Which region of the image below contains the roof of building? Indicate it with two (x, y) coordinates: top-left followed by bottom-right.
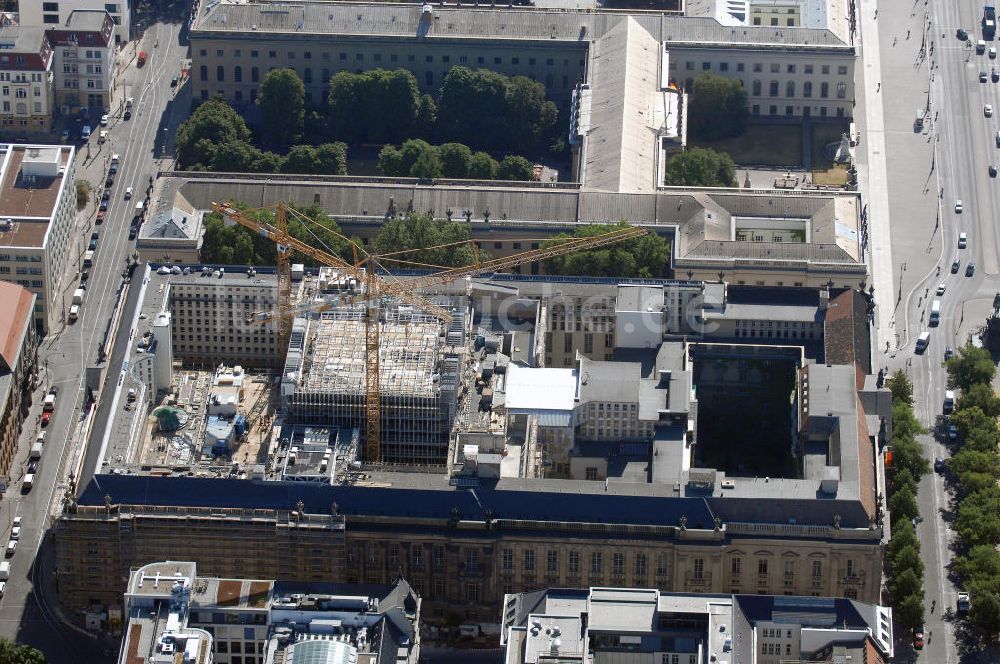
(582, 18), (662, 193)
(0, 25), (49, 56)
(193, 1), (853, 49)
(140, 178), (203, 244)
(0, 145), (73, 247)
(615, 284), (663, 313)
(168, 176), (864, 272)
(45, 9), (115, 47)
(0, 282), (33, 372)
(504, 365), (577, 412)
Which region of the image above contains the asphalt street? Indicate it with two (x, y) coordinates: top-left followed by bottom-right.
(0, 18), (189, 662)
(872, 0), (1000, 660)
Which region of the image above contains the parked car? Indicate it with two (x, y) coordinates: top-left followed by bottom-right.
(952, 257), (961, 273)
(4, 541), (14, 558)
(59, 129), (70, 143)
(967, 262), (976, 276)
(41, 412), (50, 427)
(934, 457), (945, 473)
(96, 210), (106, 224)
(105, 174), (114, 186)
(949, 424), (959, 440)
(88, 239), (97, 251)
(81, 125), (91, 140)
(10, 526), (19, 541)
(945, 346), (955, 360)
(913, 626), (925, 650)
(26, 460), (37, 474)
(101, 189), (110, 201)
(170, 76), (178, 87)
(99, 200), (108, 211)
(100, 113), (109, 126)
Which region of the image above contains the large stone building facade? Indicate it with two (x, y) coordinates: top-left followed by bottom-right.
(55, 475), (883, 625)
(189, 2), (855, 120)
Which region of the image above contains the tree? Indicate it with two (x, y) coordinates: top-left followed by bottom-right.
(954, 545), (1000, 583)
(687, 72), (749, 141)
(664, 148), (736, 187)
(259, 68), (305, 148)
(372, 213), (477, 268)
(377, 144), (406, 177)
(892, 545), (924, 581)
(468, 151), (499, 179)
(888, 486), (918, 524)
(954, 486), (1000, 548)
(437, 67), (510, 149)
(952, 407), (1000, 449)
(946, 345), (996, 391)
(210, 140), (258, 172)
(175, 96), (251, 169)
(416, 93), (437, 135)
(891, 567), (924, 605)
(950, 449), (1000, 480)
(315, 142), (349, 175)
(438, 143), (473, 178)
(958, 382), (1000, 417)
(0, 639), (45, 664)
(887, 520), (918, 565)
(891, 400), (925, 443)
(75, 180), (91, 210)
(410, 148), (444, 178)
(504, 75), (559, 153)
(498, 155), (534, 181)
(970, 592), (1000, 639)
(886, 370), (913, 406)
(328, 69), (422, 144)
(544, 222), (671, 278)
(894, 592), (925, 630)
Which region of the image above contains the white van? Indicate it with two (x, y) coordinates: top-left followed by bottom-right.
(0, 561), (10, 580)
(69, 304), (79, 322)
(915, 331), (931, 353)
(944, 390), (956, 413)
(930, 300), (941, 325)
(83, 250), (94, 267)
(21, 474), (32, 492)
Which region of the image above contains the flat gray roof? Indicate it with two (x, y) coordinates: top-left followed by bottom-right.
(193, 1), (852, 49)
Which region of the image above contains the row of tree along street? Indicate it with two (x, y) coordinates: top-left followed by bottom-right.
(884, 371), (931, 634)
(943, 346), (1000, 639)
(199, 204), (670, 279)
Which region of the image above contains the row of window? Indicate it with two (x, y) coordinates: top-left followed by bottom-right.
(200, 46), (581, 70)
(751, 104), (846, 118)
(747, 79), (847, 99)
(731, 557), (825, 577)
(62, 80), (102, 90)
(62, 64), (103, 74)
(502, 549), (670, 576)
(1, 87), (42, 98)
(683, 61), (849, 76)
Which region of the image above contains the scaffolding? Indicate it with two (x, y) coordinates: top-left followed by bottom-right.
(286, 305), (464, 464)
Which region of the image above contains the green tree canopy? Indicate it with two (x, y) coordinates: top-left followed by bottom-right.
(175, 96), (252, 169)
(955, 486), (1000, 548)
(664, 148), (736, 187)
(947, 345), (996, 391)
(200, 203), (355, 267)
(950, 449), (1000, 479)
(894, 593), (925, 630)
(887, 520), (918, 565)
(372, 212), (477, 269)
(687, 72), (749, 141)
(410, 148), (444, 179)
(952, 406), (1000, 448)
(543, 222), (671, 279)
(328, 69), (422, 144)
(891, 567), (924, 606)
(887, 486), (918, 525)
(469, 151), (499, 179)
(886, 370), (913, 406)
(958, 382), (1000, 417)
(436, 67), (558, 152)
(281, 143), (348, 175)
(259, 68), (305, 148)
(0, 639), (44, 664)
(892, 544), (924, 582)
(954, 545), (1000, 584)
(970, 592), (1000, 639)
(497, 155), (534, 181)
(438, 143), (473, 178)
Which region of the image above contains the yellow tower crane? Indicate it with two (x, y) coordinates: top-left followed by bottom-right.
(211, 201), (648, 463)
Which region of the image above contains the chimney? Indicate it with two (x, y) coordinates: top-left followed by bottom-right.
(819, 289), (830, 311)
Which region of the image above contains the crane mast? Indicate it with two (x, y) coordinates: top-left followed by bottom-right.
(212, 201), (648, 464)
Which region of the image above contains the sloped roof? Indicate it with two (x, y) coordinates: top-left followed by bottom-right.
(0, 281), (33, 372)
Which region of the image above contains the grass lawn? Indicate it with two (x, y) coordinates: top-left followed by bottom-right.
(810, 121), (852, 169)
(691, 123), (802, 167)
(812, 165), (850, 186)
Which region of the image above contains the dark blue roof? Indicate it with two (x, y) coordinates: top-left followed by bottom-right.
(79, 475), (715, 528)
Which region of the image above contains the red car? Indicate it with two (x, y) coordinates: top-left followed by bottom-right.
(913, 626), (924, 650)
(41, 412), (51, 427)
(96, 210), (106, 224)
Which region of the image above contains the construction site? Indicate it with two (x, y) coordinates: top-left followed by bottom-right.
(282, 301), (469, 464)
